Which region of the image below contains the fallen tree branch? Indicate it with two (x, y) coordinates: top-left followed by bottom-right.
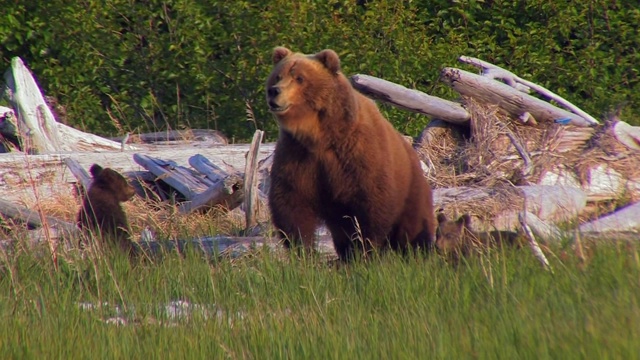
(350, 74), (470, 124)
(440, 67), (594, 127)
(518, 211), (552, 271)
(459, 56), (599, 126)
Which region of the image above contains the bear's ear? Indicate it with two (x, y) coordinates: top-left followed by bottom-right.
(272, 47), (292, 64)
(458, 214), (472, 228)
(89, 164), (104, 178)
(315, 49), (341, 74)
(437, 212), (448, 224)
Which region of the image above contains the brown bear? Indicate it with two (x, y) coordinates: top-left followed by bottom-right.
(435, 213), (524, 261)
(77, 164), (137, 256)
(266, 46), (436, 261)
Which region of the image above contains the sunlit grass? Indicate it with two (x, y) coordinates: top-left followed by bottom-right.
(0, 240), (639, 359)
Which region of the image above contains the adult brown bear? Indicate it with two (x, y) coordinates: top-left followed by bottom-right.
(266, 46), (435, 261)
(77, 164), (137, 256)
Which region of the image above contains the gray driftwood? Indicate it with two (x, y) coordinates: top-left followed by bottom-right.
(0, 198), (78, 234)
(133, 154), (211, 200)
(64, 158), (92, 190)
(440, 67), (593, 127)
(3, 57), (132, 153)
(243, 130), (264, 230)
(350, 74), (470, 124)
(579, 201), (640, 233)
(459, 56), (599, 126)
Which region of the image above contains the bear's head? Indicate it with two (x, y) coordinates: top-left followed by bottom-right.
(435, 212), (473, 253)
(89, 164), (136, 202)
(266, 47), (346, 137)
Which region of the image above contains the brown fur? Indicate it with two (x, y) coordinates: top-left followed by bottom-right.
(266, 47), (436, 261)
(435, 213), (524, 260)
(77, 164), (137, 256)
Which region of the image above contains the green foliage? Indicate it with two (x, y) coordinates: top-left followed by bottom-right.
(1, 1), (639, 141)
(0, 243), (639, 357)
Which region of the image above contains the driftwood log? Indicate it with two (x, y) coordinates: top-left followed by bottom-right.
(440, 67), (594, 127)
(3, 57), (133, 153)
(350, 74), (470, 124)
(459, 56), (600, 126)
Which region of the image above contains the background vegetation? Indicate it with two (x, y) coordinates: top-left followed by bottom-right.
(1, 1), (638, 141)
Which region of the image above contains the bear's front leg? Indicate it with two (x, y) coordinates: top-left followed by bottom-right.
(270, 201), (319, 256)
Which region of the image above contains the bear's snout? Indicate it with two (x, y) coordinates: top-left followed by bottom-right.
(267, 85), (288, 112)
(267, 85), (280, 98)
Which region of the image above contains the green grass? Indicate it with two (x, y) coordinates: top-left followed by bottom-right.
(0, 242), (639, 359)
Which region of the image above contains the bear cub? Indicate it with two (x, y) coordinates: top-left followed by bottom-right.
(266, 46), (436, 261)
(435, 212), (525, 261)
(77, 164), (137, 256)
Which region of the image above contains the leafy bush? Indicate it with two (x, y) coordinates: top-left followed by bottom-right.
(1, 0), (638, 141)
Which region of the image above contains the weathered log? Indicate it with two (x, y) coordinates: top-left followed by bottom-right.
(3, 57), (63, 153)
(579, 201), (640, 233)
(0, 198), (78, 234)
(435, 185), (586, 230)
(110, 129), (228, 146)
(518, 212), (552, 271)
(243, 130), (264, 229)
(3, 57), (131, 153)
(440, 67), (593, 127)
(176, 175), (244, 214)
(350, 74), (470, 124)
(459, 56), (599, 126)
(612, 120), (640, 151)
(133, 154), (210, 200)
(64, 158), (92, 191)
(0, 144), (275, 205)
(539, 165), (640, 202)
(189, 153), (240, 183)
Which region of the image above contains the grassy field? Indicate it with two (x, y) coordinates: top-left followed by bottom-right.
(0, 240), (639, 359)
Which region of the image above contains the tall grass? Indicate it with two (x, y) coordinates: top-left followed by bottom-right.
(0, 241), (639, 359)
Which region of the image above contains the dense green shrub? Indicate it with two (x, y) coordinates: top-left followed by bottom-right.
(1, 0), (638, 141)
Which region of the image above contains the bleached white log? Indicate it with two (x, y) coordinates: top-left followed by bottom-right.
(189, 154), (240, 183)
(440, 67), (593, 127)
(56, 123), (139, 152)
(350, 74), (470, 124)
(518, 212), (552, 271)
(3, 57), (63, 153)
(579, 201), (640, 233)
(459, 56), (599, 126)
(0, 106), (13, 117)
(133, 154), (210, 200)
(0, 198), (78, 234)
(612, 120), (640, 151)
(63, 158), (92, 190)
(243, 130), (264, 229)
(110, 129), (228, 145)
(519, 211), (565, 242)
(3, 57), (135, 153)
(177, 174), (244, 214)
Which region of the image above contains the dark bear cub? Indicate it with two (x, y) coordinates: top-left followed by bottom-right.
(435, 213), (524, 261)
(77, 164), (137, 256)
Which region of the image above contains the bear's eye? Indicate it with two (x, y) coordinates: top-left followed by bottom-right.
(296, 76), (304, 84)
(275, 75), (282, 82)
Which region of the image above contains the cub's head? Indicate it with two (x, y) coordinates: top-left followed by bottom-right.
(89, 164), (136, 202)
(266, 47), (343, 135)
(435, 213), (472, 253)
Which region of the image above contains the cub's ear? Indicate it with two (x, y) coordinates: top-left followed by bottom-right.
(458, 214), (472, 227)
(315, 49), (341, 74)
(437, 212), (448, 224)
(89, 164), (104, 178)
(272, 47), (292, 64)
